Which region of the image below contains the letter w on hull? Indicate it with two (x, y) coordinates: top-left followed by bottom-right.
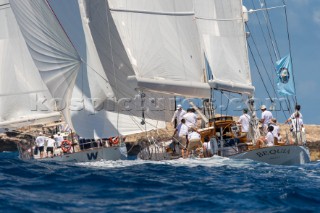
(87, 152), (98, 160)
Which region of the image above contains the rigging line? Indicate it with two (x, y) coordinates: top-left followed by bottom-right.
(105, 0), (120, 136)
(246, 23), (291, 117)
(248, 41), (289, 119)
(247, 43), (272, 100)
(251, 0), (277, 102)
(80, 59), (110, 84)
(282, 0), (298, 105)
(250, 0), (276, 66)
(225, 92), (230, 116)
(258, 0), (280, 60)
(220, 91), (223, 116)
(246, 19), (290, 119)
(262, 0), (281, 58)
(246, 24), (276, 92)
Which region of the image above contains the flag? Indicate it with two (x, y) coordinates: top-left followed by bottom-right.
(276, 54), (295, 96)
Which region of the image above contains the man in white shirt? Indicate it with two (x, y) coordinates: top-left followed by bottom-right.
(183, 108), (197, 129)
(259, 105), (273, 134)
(256, 126), (274, 148)
(55, 133), (64, 147)
(172, 119), (189, 158)
(237, 108), (250, 133)
(46, 135), (56, 157)
(291, 112), (304, 145)
(35, 132), (46, 158)
(285, 104), (303, 124)
(269, 118), (281, 142)
(187, 128), (202, 157)
(171, 104), (186, 127)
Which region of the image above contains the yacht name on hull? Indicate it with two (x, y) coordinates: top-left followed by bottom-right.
(256, 148), (291, 158)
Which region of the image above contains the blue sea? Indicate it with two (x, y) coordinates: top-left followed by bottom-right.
(0, 152), (319, 213)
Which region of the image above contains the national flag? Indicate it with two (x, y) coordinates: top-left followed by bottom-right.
(276, 54), (295, 96)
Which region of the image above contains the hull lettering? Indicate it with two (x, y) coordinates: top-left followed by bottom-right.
(87, 152), (98, 160)
(256, 148), (290, 158)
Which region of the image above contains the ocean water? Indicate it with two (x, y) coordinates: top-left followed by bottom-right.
(0, 152), (319, 213)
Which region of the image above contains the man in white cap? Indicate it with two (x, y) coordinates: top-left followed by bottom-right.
(259, 105), (273, 134)
(171, 104), (186, 127)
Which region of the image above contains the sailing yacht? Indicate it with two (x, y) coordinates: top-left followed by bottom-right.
(9, 0), (176, 162)
(106, 0), (309, 165)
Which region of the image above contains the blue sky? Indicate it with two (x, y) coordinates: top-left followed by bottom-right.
(242, 0), (320, 124)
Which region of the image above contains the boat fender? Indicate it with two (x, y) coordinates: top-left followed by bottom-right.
(60, 140), (72, 153)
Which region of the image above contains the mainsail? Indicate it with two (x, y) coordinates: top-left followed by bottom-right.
(195, 0), (254, 95)
(0, 1), (60, 129)
(11, 0), (172, 138)
(108, 0), (211, 98)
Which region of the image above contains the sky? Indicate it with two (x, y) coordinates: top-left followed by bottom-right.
(242, 0), (320, 124)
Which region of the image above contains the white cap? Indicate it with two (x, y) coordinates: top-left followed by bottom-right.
(260, 105), (266, 110)
(177, 104), (182, 109)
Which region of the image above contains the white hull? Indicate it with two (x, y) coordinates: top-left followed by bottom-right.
(37, 145), (127, 162)
(138, 141), (174, 161)
(230, 145), (310, 165)
(138, 142), (310, 165)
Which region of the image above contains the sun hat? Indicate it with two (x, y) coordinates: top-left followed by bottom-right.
(260, 105), (267, 110)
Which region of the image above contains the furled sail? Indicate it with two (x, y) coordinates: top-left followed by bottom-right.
(11, 0), (172, 138)
(195, 0), (254, 95)
(0, 1), (60, 129)
(107, 0), (211, 98)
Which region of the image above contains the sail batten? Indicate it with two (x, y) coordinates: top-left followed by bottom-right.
(128, 76), (211, 98)
(109, 8), (194, 16)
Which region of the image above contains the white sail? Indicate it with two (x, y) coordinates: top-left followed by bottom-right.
(195, 0), (254, 95)
(71, 0), (173, 138)
(11, 0), (172, 138)
(107, 0), (211, 98)
(10, 0), (80, 131)
(0, 1), (60, 129)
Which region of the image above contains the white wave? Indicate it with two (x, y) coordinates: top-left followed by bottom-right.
(76, 155), (256, 169)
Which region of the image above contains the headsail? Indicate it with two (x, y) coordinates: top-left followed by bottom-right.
(11, 0), (172, 138)
(195, 0), (254, 95)
(10, 0), (80, 131)
(108, 0), (211, 98)
(0, 1), (60, 129)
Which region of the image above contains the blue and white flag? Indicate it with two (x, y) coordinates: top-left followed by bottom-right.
(276, 54), (295, 96)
